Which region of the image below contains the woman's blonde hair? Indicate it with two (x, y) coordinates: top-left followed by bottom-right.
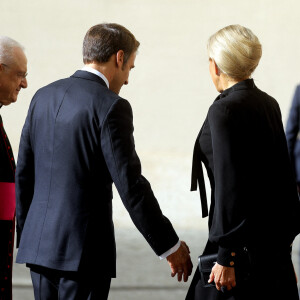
(207, 25), (262, 80)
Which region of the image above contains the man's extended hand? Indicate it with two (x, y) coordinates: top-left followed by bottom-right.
(166, 241), (193, 282)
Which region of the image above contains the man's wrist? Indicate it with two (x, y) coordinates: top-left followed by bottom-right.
(159, 240), (181, 260)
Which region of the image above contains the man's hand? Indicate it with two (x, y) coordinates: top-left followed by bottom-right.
(208, 263), (236, 291)
(166, 241), (193, 282)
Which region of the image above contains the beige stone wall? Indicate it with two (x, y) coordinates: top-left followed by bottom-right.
(1, 0), (300, 158)
(2, 1), (300, 295)
(3, 0), (300, 230)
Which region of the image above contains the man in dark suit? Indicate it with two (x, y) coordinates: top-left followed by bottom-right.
(0, 36), (28, 300)
(15, 23), (192, 300)
(286, 85), (300, 190)
(286, 84), (300, 294)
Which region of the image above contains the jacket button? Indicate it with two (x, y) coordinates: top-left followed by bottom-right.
(230, 261), (234, 266)
(231, 252), (236, 257)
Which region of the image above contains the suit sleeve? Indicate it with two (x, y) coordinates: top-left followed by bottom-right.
(208, 103), (248, 267)
(101, 98), (179, 256)
(15, 106), (35, 247)
(285, 85), (300, 179)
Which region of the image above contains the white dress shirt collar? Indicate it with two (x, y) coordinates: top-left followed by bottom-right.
(81, 66), (109, 88)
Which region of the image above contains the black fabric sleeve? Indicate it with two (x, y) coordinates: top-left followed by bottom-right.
(15, 106), (35, 248)
(208, 102), (248, 267)
(101, 98), (179, 256)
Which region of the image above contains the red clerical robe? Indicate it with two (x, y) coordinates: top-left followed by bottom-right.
(0, 114), (15, 300)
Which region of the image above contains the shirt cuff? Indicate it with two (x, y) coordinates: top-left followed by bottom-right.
(159, 240), (181, 260)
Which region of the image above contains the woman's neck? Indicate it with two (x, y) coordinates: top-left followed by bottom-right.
(218, 73), (248, 92)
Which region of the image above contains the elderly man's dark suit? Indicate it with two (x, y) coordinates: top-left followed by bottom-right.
(15, 70), (179, 297)
(0, 114), (15, 300)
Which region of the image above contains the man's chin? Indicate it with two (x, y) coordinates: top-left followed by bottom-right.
(0, 99), (16, 106)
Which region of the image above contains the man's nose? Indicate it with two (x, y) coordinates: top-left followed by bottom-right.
(21, 78), (28, 88)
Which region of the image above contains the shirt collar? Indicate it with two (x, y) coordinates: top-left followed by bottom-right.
(81, 66), (109, 88)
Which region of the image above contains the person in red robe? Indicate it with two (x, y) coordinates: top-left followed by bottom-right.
(0, 36), (27, 300)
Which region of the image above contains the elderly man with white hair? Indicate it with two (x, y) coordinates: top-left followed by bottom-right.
(0, 36), (27, 300)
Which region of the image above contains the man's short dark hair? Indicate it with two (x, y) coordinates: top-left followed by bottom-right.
(83, 23), (140, 65)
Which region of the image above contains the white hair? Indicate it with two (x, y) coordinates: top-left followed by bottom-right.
(207, 25), (262, 80)
(0, 36), (25, 65)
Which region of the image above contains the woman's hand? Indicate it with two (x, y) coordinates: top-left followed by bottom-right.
(208, 262), (236, 291)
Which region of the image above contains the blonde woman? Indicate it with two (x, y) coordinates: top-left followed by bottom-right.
(186, 25), (300, 300)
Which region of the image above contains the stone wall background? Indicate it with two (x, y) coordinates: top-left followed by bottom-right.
(1, 0), (299, 298)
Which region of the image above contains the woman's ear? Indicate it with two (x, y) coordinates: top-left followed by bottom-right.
(213, 60), (221, 76)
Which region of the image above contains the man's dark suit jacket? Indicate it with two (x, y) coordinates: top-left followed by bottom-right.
(286, 84), (300, 184)
(15, 70), (179, 277)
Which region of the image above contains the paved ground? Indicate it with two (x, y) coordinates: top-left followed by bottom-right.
(12, 228), (208, 300)
(11, 155), (300, 299)
(11, 228), (300, 300)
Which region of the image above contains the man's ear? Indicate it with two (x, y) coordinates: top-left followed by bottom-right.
(116, 50), (124, 68)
